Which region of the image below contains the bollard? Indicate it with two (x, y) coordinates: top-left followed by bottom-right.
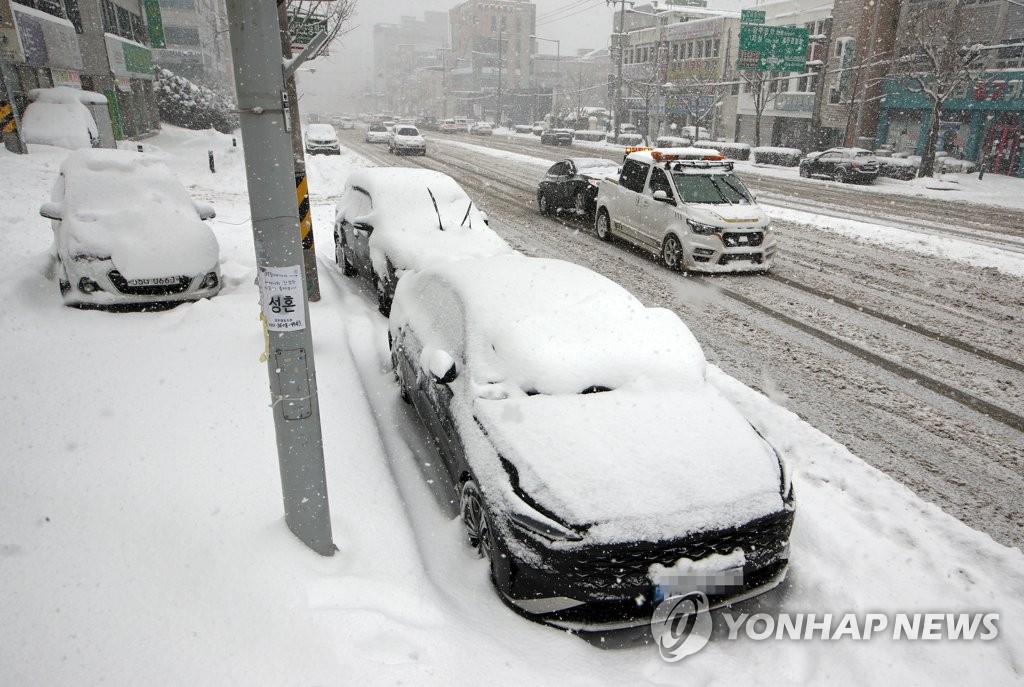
(208, 149), (215, 173)
(137, 144), (143, 153)
(232, 137), (237, 147)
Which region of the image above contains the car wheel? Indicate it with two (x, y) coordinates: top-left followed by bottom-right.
(662, 234), (683, 270)
(799, 165), (810, 178)
(574, 190), (589, 217)
(375, 273), (392, 317)
(390, 341), (412, 404)
(538, 192), (550, 216)
(595, 209), (612, 241)
(335, 234), (357, 276)
(833, 168), (847, 183)
(461, 480), (495, 565)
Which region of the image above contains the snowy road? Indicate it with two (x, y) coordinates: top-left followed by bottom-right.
(337, 129), (1024, 550)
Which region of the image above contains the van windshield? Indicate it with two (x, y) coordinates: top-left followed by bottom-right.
(672, 173), (753, 204)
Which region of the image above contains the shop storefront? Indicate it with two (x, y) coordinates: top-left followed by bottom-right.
(104, 35), (157, 139)
(878, 73), (1024, 177)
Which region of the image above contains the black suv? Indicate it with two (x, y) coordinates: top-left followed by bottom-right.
(799, 147), (880, 183)
(540, 128), (574, 146)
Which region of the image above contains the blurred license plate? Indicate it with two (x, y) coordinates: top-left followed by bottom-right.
(128, 277), (177, 286)
(653, 566), (744, 603)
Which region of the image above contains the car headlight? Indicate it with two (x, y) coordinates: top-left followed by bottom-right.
(686, 219), (718, 235)
(500, 457), (583, 542)
(763, 224), (773, 233)
(200, 272), (219, 290)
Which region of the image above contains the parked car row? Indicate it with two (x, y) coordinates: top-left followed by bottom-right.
(332, 165), (795, 632)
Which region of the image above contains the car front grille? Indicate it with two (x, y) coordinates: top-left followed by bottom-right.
(722, 232), (764, 248)
(719, 252), (763, 265)
(556, 510), (793, 590)
(108, 270), (192, 295)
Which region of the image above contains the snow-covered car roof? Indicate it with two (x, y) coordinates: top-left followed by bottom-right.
(392, 254), (706, 395)
(305, 123), (337, 139)
(337, 168), (511, 275)
(56, 149), (219, 279)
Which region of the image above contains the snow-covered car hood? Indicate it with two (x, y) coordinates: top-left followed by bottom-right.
(394, 134), (425, 145)
(57, 150), (219, 279)
(474, 387), (784, 544)
(685, 203), (767, 227)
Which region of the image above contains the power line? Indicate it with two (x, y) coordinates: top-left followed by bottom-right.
(536, 0), (605, 27)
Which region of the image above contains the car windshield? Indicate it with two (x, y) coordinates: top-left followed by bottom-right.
(854, 151), (874, 158)
(397, 127), (418, 136)
(672, 173), (753, 204)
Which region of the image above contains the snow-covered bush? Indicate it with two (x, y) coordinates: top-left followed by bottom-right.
(753, 146), (802, 166)
(714, 141), (752, 161)
(656, 135), (691, 148)
(609, 132), (643, 145)
(513, 124), (533, 134)
(574, 130), (606, 142)
(154, 68), (237, 133)
(878, 157), (918, 180)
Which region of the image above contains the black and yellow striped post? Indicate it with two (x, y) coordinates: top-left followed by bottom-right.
(295, 171), (320, 301)
(0, 101), (15, 134)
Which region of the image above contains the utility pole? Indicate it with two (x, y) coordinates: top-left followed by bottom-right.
(277, 3), (320, 302)
(608, 0), (630, 143)
(225, 0), (334, 557)
(496, 22), (503, 125)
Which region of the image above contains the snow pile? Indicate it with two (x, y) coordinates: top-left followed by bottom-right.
(336, 167), (512, 277)
(21, 87), (101, 150)
(58, 149), (219, 278)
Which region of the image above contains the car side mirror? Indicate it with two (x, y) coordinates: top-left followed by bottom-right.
(652, 190), (674, 203)
(39, 202), (63, 220)
(194, 202), (216, 220)
(427, 350), (458, 385)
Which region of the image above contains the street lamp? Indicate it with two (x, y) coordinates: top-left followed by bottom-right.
(530, 35), (560, 119)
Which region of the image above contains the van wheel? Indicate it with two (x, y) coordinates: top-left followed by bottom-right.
(662, 234), (683, 270)
(538, 192), (550, 216)
(833, 168), (846, 183)
(595, 209), (612, 241)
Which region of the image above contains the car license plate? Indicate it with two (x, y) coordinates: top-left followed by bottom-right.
(128, 276), (177, 286)
(738, 235), (749, 244)
(653, 566), (744, 603)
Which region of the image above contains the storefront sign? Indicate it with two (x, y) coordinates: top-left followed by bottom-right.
(106, 35), (153, 79)
(144, 0), (165, 49)
(51, 68), (80, 89)
(0, 0), (25, 62)
(11, 4), (82, 69)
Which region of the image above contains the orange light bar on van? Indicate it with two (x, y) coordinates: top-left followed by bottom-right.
(651, 150), (725, 161)
(624, 146), (654, 155)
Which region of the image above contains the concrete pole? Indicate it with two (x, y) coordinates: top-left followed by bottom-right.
(612, 0), (627, 144)
(225, 0), (334, 557)
(0, 59), (27, 154)
(497, 23), (503, 125)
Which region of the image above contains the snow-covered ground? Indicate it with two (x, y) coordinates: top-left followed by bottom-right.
(1, 127), (1022, 685)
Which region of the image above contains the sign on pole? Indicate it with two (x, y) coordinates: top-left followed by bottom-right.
(740, 9), (765, 25)
(289, 14), (328, 54)
(737, 24), (809, 71)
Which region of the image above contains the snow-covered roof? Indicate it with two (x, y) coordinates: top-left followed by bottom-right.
(56, 149), (219, 279)
(29, 86), (108, 105)
(392, 254), (707, 396)
(336, 168), (511, 276)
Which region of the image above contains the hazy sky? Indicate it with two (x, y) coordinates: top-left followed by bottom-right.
(297, 0), (746, 113)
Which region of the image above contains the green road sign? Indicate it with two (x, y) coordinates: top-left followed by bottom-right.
(289, 15), (327, 46)
(737, 24), (809, 71)
(741, 9), (765, 24)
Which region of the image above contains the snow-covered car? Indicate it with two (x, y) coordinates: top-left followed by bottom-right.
(536, 157), (620, 219)
(595, 147), (777, 272)
(439, 119), (461, 134)
(365, 123), (390, 144)
(21, 86), (106, 149)
(540, 128), (574, 146)
(337, 116), (355, 130)
(389, 125), (427, 156)
(304, 123), (340, 155)
(799, 147), (880, 183)
(388, 254), (795, 631)
(469, 121), (493, 136)
(333, 168), (510, 315)
(40, 149), (221, 308)
(531, 121), (547, 136)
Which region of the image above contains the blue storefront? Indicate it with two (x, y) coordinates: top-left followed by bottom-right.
(877, 71), (1024, 177)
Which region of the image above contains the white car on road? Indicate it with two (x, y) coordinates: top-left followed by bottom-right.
(389, 125), (427, 156)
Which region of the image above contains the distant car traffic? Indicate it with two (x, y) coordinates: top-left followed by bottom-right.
(389, 125), (427, 156)
(365, 123), (390, 144)
(799, 147), (880, 183)
(333, 168), (511, 315)
(536, 157), (620, 219)
(388, 254), (795, 631)
(304, 123), (340, 155)
(439, 119), (461, 134)
(41, 149), (221, 308)
(469, 121), (494, 136)
(594, 147), (776, 272)
(540, 128), (574, 146)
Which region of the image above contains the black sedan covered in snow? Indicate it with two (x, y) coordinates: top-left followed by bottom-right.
(388, 254), (795, 631)
(799, 147), (880, 183)
(540, 128), (574, 146)
(536, 157), (619, 219)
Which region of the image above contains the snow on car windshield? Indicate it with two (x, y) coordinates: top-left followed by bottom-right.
(59, 149), (219, 279)
(673, 173), (753, 204)
(396, 127), (419, 136)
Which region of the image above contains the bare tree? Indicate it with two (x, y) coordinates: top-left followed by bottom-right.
(281, 0), (358, 57)
(673, 69), (721, 141)
(623, 56), (665, 144)
(561, 63), (590, 129)
(890, 0), (988, 177)
(738, 69), (785, 147)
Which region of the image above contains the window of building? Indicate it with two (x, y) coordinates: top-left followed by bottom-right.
(685, 42), (693, 58)
(491, 15), (496, 32)
(165, 25), (201, 46)
(711, 39), (719, 58)
(829, 88), (840, 104)
(159, 0), (196, 7)
(15, 0), (64, 19)
(62, 0), (82, 33)
(101, 0), (117, 34)
(130, 11), (146, 43)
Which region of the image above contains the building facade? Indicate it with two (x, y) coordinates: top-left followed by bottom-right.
(372, 12), (448, 115)
(154, 0), (232, 92)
